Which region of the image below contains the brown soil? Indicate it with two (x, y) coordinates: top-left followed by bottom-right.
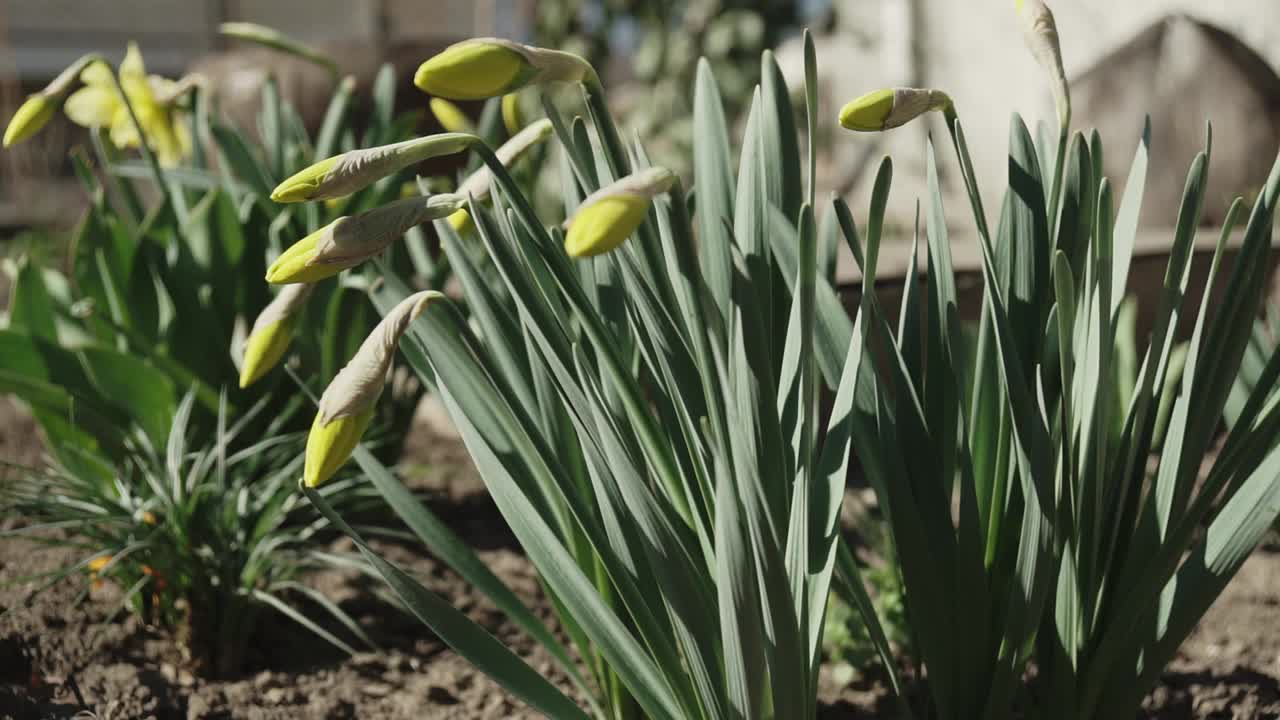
(2, 399), (1278, 719)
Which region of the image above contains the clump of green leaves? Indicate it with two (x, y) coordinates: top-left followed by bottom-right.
(1, 34), (430, 677)
(2, 393), (380, 678)
(1, 40), (432, 470)
(832, 1), (1280, 716)
(287, 30), (892, 719)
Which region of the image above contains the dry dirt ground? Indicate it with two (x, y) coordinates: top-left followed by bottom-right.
(1, 398), (1278, 719)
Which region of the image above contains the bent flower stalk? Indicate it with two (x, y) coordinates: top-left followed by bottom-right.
(448, 118), (554, 231)
(304, 290), (442, 488)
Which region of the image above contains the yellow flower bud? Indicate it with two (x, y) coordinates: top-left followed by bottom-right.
(838, 89), (895, 132)
(271, 133), (476, 203)
(4, 94), (57, 147)
(304, 408), (376, 489)
(446, 209), (472, 233)
(839, 88), (952, 132)
(429, 98), (475, 134)
(267, 195), (465, 284)
(304, 291), (442, 487)
(564, 167), (674, 258)
(414, 38), (592, 101)
(4, 53), (100, 148)
(501, 92), (523, 136)
(238, 283), (313, 388)
(265, 226), (328, 284)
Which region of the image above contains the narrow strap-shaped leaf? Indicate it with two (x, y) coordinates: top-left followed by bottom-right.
(434, 377), (686, 720)
(1109, 116), (1151, 315)
(302, 487), (592, 720)
(252, 587), (364, 655)
(802, 30), (817, 209)
(715, 455), (767, 720)
(350, 444), (585, 688)
(693, 59), (737, 326)
(759, 49), (801, 219)
(314, 76), (355, 160)
(767, 206), (853, 389)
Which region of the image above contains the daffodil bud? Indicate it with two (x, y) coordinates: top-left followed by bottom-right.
(3, 53), (99, 147)
(3, 95), (56, 148)
(414, 38), (593, 101)
(839, 88), (952, 132)
(238, 283), (313, 388)
(446, 209), (471, 233)
(564, 167), (674, 258)
(271, 133), (476, 203)
(267, 194), (465, 284)
(1017, 0), (1070, 127)
(304, 290), (442, 487)
(501, 92), (523, 136)
(429, 98), (475, 134)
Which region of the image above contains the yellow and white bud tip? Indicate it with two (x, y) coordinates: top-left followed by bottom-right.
(564, 167), (674, 258)
(839, 88), (952, 133)
(4, 95), (57, 148)
(304, 290), (442, 487)
(238, 283), (313, 388)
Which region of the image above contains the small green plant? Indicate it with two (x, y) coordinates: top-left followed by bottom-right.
(2, 393), (380, 678)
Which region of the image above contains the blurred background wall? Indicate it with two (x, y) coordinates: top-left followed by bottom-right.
(2, 0), (1277, 232)
(794, 0), (1280, 228)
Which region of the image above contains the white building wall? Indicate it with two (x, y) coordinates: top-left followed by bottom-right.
(923, 0), (1280, 207)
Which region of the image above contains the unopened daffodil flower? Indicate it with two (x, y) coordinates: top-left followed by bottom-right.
(3, 54), (100, 147)
(563, 167), (674, 258)
(304, 290), (442, 487)
(414, 38), (594, 101)
(64, 43), (193, 166)
(238, 283), (313, 388)
(267, 194), (466, 284)
(839, 88), (953, 133)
